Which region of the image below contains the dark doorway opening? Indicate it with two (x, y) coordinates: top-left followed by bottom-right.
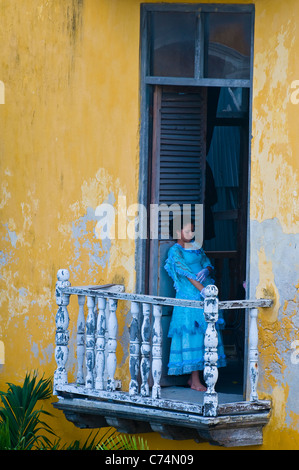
(204, 86), (249, 395)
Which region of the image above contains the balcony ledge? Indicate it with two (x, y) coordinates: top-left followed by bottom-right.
(53, 385), (271, 447)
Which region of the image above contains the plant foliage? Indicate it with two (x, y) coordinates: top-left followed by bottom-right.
(0, 372), (55, 450)
(0, 372), (149, 450)
(97, 427), (149, 450)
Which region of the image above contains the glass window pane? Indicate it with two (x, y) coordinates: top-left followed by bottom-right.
(216, 87), (249, 117)
(206, 13), (251, 79)
(150, 12), (197, 78)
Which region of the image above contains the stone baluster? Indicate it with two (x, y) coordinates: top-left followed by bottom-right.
(54, 269), (71, 394)
(203, 285), (219, 417)
(151, 304), (162, 399)
(249, 308), (259, 401)
(129, 301), (140, 396)
(95, 297), (106, 390)
(106, 299), (118, 391)
(76, 295), (86, 385)
(140, 303), (151, 397)
(85, 296), (96, 388)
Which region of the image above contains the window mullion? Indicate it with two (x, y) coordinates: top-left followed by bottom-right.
(194, 12), (204, 79)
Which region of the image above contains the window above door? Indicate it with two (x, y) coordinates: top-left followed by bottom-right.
(141, 3), (254, 87)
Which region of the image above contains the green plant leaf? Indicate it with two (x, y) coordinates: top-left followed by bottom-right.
(0, 372), (149, 451)
(0, 371), (55, 450)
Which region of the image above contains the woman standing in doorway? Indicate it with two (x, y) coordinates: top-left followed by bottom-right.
(164, 218), (226, 391)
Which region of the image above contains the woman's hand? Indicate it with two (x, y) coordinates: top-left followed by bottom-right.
(196, 267), (210, 283)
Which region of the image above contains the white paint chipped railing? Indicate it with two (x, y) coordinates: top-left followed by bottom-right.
(54, 269), (272, 417)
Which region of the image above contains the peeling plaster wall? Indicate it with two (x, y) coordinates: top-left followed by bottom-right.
(0, 0), (298, 450)
(249, 0), (299, 448)
(249, 219), (298, 444)
(0, 0), (139, 444)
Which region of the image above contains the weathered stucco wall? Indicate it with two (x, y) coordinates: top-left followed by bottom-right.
(0, 0), (298, 449)
(250, 0), (299, 448)
(0, 0), (141, 444)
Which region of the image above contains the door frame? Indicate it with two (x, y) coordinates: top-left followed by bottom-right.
(136, 3), (255, 397)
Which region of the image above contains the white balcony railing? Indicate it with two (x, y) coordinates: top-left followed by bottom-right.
(54, 269), (272, 419)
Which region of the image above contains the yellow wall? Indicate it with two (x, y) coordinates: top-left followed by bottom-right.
(250, 0), (299, 449)
(0, 0), (298, 449)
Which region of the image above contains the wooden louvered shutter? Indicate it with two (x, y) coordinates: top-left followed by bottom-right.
(149, 85), (207, 295)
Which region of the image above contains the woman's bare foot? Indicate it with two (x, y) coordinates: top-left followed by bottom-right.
(187, 371), (207, 392)
(188, 381), (207, 391)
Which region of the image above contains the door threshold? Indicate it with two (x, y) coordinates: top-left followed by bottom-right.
(161, 386), (243, 406)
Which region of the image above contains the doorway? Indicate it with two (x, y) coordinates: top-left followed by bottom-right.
(146, 85), (249, 392)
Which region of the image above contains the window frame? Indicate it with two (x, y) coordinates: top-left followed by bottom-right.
(141, 3), (255, 88)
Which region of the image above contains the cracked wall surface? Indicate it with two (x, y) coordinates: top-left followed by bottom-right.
(250, 0), (299, 447)
(249, 219), (298, 443)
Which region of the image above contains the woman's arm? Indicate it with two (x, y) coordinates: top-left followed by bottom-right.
(188, 278), (204, 292)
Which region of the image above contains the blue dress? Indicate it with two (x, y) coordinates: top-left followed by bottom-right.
(164, 242), (226, 375)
